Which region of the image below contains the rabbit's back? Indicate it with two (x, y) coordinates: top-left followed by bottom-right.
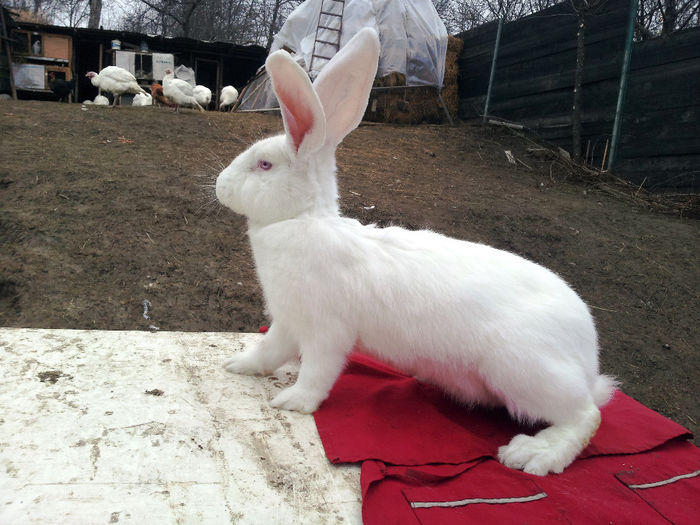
(251, 216), (599, 404)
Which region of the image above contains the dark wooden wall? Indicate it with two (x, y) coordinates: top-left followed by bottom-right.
(616, 29), (700, 189)
(457, 0), (700, 191)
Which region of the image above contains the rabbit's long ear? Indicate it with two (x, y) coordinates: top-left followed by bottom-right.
(313, 27), (380, 148)
(266, 50), (326, 157)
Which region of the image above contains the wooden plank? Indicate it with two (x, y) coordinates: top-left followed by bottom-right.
(619, 114), (699, 157)
(615, 155), (700, 172)
(43, 34), (72, 60)
(458, 1), (627, 64)
(459, 23), (625, 75)
(489, 77), (620, 120)
(459, 22), (627, 101)
(631, 29), (700, 70)
(497, 22), (626, 68)
(626, 62), (700, 110)
(613, 157), (700, 189)
(490, 62), (622, 102)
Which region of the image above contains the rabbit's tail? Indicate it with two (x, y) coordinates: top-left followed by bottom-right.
(593, 374), (618, 407)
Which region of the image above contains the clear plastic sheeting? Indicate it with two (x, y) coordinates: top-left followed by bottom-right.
(271, 0), (448, 89)
(174, 64), (196, 86)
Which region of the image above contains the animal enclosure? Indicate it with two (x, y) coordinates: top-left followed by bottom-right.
(5, 19), (266, 107)
(457, 0), (700, 190)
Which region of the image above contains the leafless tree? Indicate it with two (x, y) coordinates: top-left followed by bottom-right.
(568, 0), (609, 162)
(434, 0), (488, 32)
(123, 0), (299, 45)
(88, 0), (102, 28)
(482, 0), (531, 20)
(636, 0), (699, 39)
(437, 0), (698, 38)
(6, 0), (101, 27)
(135, 0), (207, 38)
(55, 0), (90, 26)
(8, 0), (698, 45)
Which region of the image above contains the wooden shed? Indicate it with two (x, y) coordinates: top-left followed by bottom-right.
(10, 25), (73, 97)
(8, 22), (267, 107)
(0, 5), (17, 97)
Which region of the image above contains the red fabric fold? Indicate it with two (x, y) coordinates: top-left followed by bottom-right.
(314, 353), (692, 465)
(313, 352), (699, 525)
(398, 443), (700, 525)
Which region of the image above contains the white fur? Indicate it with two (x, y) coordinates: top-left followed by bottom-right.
(132, 92), (152, 106)
(86, 66), (147, 107)
(162, 70), (204, 112)
(93, 95), (110, 106)
(193, 85), (212, 107)
(216, 28), (616, 476)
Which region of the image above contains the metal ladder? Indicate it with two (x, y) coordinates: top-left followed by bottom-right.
(308, 0), (346, 78)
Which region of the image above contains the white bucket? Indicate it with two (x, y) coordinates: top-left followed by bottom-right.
(111, 40), (121, 50)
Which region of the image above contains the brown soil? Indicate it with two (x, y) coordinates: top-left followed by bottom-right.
(1, 100), (697, 443)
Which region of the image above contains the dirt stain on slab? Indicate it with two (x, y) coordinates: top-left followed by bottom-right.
(37, 370), (72, 384)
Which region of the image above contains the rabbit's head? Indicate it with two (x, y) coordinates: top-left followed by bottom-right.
(216, 28), (380, 227)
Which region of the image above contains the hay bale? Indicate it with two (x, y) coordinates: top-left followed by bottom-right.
(442, 35), (464, 118)
(363, 35), (463, 124)
(373, 72), (406, 88)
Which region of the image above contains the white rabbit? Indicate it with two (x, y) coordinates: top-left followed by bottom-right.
(215, 27), (616, 476)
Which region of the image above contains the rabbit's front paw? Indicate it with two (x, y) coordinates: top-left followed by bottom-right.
(222, 353), (268, 376)
(270, 384), (325, 413)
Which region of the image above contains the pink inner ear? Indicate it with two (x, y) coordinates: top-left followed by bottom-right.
(277, 87), (315, 153)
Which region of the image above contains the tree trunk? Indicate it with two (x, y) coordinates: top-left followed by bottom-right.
(181, 0), (204, 38)
(662, 0), (677, 36)
(572, 11), (585, 162)
(266, 0), (282, 51)
(88, 0), (103, 29)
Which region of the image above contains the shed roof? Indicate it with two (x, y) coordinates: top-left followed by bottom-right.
(14, 21), (266, 60)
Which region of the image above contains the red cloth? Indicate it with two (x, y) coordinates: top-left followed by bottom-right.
(314, 353), (699, 525)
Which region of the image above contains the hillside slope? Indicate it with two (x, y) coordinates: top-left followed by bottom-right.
(1, 100), (697, 442)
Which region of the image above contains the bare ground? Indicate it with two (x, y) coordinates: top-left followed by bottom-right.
(1, 100), (697, 443)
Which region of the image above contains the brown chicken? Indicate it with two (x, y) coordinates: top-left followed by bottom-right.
(151, 83), (174, 107)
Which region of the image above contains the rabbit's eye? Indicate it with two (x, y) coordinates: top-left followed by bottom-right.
(257, 160), (272, 170)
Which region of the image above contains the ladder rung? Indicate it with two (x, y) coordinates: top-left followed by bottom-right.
(320, 11), (343, 17)
(312, 54), (334, 60)
(315, 39), (340, 46)
(317, 25), (340, 31)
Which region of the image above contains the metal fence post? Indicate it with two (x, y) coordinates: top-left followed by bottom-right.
(483, 18), (503, 123)
(608, 0), (639, 171)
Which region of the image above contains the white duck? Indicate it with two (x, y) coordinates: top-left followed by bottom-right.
(193, 85), (212, 109)
(162, 69), (204, 112)
(219, 85), (239, 111)
(85, 66), (146, 107)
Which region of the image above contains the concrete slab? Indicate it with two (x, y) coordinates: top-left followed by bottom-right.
(0, 328), (361, 524)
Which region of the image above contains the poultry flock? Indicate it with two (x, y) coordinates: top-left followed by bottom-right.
(80, 66), (237, 111)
